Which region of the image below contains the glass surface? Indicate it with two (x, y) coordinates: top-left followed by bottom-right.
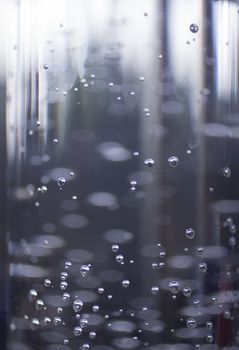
(2, 0), (239, 349)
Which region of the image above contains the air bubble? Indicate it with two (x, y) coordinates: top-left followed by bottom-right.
(122, 279), (130, 288)
(223, 167), (231, 178)
(186, 318), (197, 329)
(151, 286), (159, 295)
(58, 177), (66, 187)
(168, 156), (179, 168)
(74, 326), (82, 336)
(185, 227), (195, 239)
(169, 281), (180, 294)
(80, 264), (90, 277)
(80, 318), (88, 328)
(183, 286), (192, 298)
(112, 244), (119, 252)
(144, 158), (155, 167)
(73, 299), (83, 313)
(190, 24), (199, 33)
(198, 262), (207, 273)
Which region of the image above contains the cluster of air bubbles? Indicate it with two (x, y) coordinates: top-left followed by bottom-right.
(189, 23), (199, 33)
(169, 281), (180, 294)
(185, 227), (195, 239)
(168, 156), (179, 168)
(144, 158), (155, 167)
(198, 262), (207, 273)
(223, 166), (231, 178)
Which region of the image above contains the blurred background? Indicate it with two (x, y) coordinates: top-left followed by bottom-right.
(2, 0), (239, 349)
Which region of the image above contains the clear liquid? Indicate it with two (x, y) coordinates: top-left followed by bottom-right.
(4, 0), (239, 349)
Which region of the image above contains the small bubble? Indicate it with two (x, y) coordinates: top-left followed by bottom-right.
(116, 254), (124, 263)
(185, 227), (195, 239)
(61, 271), (68, 280)
(112, 244), (119, 252)
(62, 293), (70, 301)
(53, 138), (58, 144)
(206, 334), (214, 343)
(35, 299), (44, 310)
(36, 120), (41, 127)
(186, 318), (197, 329)
(38, 185), (47, 194)
(223, 167), (231, 178)
(65, 261), (72, 269)
(169, 281), (180, 294)
(229, 236), (236, 246)
(144, 158), (155, 167)
(168, 156), (179, 168)
(151, 286), (159, 295)
(44, 64), (49, 70)
(122, 279), (130, 288)
(92, 305), (99, 312)
(74, 326), (82, 336)
(89, 331), (96, 339)
(31, 318), (40, 329)
(80, 319), (88, 328)
(57, 177), (66, 187)
(139, 76), (145, 81)
(183, 286), (192, 298)
(206, 321), (213, 330)
(43, 317), (51, 326)
(44, 279), (51, 288)
(80, 344), (89, 350)
(28, 289), (38, 302)
(98, 287), (104, 294)
(63, 339), (69, 345)
(80, 264), (90, 277)
(190, 23), (199, 33)
(73, 299), (83, 313)
(60, 281), (68, 290)
(53, 317), (61, 326)
(133, 151), (139, 157)
(198, 262), (207, 273)
(197, 246), (204, 254)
